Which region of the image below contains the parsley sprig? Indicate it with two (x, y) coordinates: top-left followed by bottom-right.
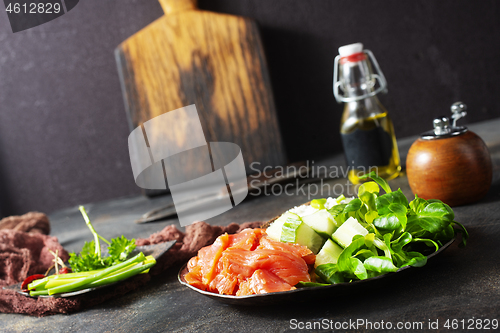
(25, 206), (155, 296)
(68, 206), (136, 272)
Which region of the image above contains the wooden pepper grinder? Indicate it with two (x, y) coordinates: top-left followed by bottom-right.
(406, 102), (492, 206)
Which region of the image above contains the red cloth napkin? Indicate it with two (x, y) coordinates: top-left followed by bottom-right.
(0, 212), (50, 235)
(0, 229), (69, 316)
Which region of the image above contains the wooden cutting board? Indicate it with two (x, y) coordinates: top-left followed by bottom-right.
(116, 0), (286, 195)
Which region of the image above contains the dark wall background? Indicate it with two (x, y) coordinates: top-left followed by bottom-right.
(0, 0), (499, 217)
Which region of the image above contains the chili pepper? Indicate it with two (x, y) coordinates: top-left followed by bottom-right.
(21, 274), (46, 291)
(59, 267), (72, 274)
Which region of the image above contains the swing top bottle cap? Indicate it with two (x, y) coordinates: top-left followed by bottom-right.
(338, 43), (364, 57)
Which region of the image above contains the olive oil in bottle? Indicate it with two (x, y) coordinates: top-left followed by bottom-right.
(333, 43), (401, 184)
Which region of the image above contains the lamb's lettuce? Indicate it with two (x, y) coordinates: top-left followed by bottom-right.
(309, 171), (468, 285)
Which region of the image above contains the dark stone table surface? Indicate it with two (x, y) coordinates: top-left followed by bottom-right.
(2, 119), (500, 332)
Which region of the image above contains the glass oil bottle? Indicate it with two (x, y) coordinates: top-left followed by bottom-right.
(333, 43), (401, 184)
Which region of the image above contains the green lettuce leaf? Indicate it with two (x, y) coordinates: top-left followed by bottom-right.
(315, 264), (345, 284)
(359, 171), (392, 194)
(363, 256), (398, 273)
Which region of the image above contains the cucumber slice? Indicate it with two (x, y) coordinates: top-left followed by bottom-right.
(266, 211), (325, 254)
(314, 238), (344, 267)
(301, 209), (337, 238)
(332, 217), (368, 248)
(266, 212), (300, 241)
(281, 218), (324, 254)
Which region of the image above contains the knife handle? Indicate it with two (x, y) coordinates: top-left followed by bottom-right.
(159, 0), (197, 15)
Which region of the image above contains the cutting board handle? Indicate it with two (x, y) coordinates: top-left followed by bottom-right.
(159, 0), (197, 15)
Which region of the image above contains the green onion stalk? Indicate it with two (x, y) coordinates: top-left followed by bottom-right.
(29, 254), (156, 296)
(79, 206), (110, 262)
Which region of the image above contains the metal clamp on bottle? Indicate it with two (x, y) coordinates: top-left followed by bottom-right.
(333, 43), (388, 103)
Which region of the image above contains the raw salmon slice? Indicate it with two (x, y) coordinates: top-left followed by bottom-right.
(184, 257), (205, 290)
(227, 228), (264, 251)
(236, 269), (294, 296)
(197, 233), (230, 285)
(258, 235), (316, 265)
(207, 230), (260, 294)
(208, 265), (239, 295)
(221, 248), (311, 286)
(257, 250), (311, 285)
(206, 259), (238, 295)
(186, 228), (312, 296)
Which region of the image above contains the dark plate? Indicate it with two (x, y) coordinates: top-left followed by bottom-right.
(178, 237), (455, 306)
(3, 240), (176, 298)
